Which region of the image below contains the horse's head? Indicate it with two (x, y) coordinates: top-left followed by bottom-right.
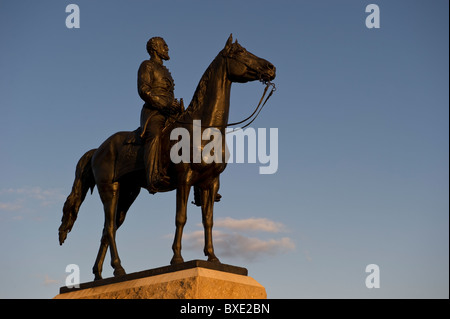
(222, 34), (276, 84)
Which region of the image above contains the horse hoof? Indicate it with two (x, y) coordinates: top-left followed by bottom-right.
(94, 274), (103, 281)
(113, 267), (126, 277)
(170, 256), (184, 265)
(207, 256), (221, 264)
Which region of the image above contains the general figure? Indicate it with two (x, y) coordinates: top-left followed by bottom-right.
(138, 37), (182, 193)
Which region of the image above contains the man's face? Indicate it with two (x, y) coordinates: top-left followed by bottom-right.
(155, 39), (170, 61)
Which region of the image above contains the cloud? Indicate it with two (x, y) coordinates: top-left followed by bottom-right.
(0, 187), (65, 203)
(181, 217), (295, 262)
(0, 201), (23, 211)
(215, 232), (295, 261)
(43, 274), (60, 286)
(214, 217), (287, 233)
(303, 249), (313, 262)
(0, 187), (65, 220)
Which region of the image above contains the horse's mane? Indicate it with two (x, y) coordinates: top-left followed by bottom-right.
(185, 49), (225, 116)
(163, 47), (226, 131)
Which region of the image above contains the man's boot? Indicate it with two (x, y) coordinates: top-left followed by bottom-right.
(144, 135), (169, 194)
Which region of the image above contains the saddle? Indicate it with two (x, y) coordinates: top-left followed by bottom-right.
(116, 109), (181, 183)
(116, 120), (173, 182)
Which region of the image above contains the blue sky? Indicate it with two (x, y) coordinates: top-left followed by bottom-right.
(0, 0), (448, 298)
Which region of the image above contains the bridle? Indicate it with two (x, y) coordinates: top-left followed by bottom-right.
(223, 50), (276, 130)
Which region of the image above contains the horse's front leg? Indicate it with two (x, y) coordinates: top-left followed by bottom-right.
(201, 178), (220, 263)
(170, 183), (190, 265)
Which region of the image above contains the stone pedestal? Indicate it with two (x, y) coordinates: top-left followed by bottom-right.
(54, 260), (266, 299)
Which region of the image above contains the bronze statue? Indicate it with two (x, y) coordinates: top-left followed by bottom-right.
(58, 34), (276, 280)
(138, 37), (183, 193)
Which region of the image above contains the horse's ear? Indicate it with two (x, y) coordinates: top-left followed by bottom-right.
(225, 34), (233, 48)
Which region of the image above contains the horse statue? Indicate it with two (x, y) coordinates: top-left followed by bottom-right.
(58, 34), (276, 280)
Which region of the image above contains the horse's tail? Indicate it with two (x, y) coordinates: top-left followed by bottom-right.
(59, 149), (97, 245)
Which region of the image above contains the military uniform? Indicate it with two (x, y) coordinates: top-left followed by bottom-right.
(138, 59), (178, 192)
(138, 59), (176, 134)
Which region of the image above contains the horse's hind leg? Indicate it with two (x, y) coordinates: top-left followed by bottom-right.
(93, 227), (108, 280)
(94, 182), (126, 277)
(93, 183), (141, 280)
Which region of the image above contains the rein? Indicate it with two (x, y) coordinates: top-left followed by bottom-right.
(226, 80), (276, 130)
(170, 80), (276, 131)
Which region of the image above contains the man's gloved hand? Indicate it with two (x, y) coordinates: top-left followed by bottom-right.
(169, 98), (183, 115)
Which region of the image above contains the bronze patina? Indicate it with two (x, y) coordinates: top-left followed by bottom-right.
(58, 34), (276, 280)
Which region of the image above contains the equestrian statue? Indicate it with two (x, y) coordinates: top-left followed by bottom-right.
(58, 34), (276, 280)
